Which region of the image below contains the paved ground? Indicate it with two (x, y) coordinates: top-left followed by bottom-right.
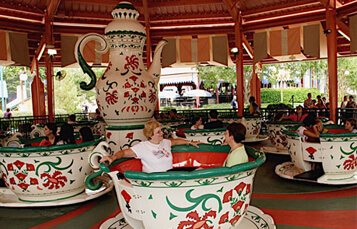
(1, 140), (356, 229)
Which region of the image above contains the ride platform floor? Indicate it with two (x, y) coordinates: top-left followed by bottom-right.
(0, 140), (356, 229)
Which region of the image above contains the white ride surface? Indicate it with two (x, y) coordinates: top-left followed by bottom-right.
(275, 162), (357, 185)
(0, 177), (113, 207)
(100, 205), (276, 229)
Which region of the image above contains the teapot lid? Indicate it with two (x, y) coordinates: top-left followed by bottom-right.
(105, 1), (146, 37)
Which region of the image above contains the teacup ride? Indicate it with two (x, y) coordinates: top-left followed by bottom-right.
(88, 143), (275, 229)
(0, 136), (113, 207)
(264, 118), (333, 155)
(181, 117), (267, 144)
(222, 116), (267, 143)
(276, 125), (357, 185)
(264, 121), (301, 155)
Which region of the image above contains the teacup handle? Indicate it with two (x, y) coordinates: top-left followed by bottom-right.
(89, 141), (110, 170)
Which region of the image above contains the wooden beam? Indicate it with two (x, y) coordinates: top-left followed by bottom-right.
(337, 1), (357, 17)
(233, 0), (247, 11)
(235, 14), (244, 117)
(326, 7), (338, 123)
(244, 6), (325, 22)
(242, 0), (321, 16)
(221, 0), (239, 21)
(244, 12), (326, 31)
(148, 0), (221, 7)
(0, 2), (43, 15)
(336, 18), (350, 40)
(142, 0), (152, 67)
(242, 35), (253, 59)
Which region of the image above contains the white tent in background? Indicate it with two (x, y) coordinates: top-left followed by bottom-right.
(183, 89), (212, 97)
(159, 90), (180, 99)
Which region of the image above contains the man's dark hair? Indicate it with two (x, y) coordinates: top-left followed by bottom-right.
(303, 113), (316, 127)
(170, 109), (177, 115)
(226, 122), (246, 142)
(69, 114), (76, 122)
(209, 109), (218, 119)
(191, 116), (201, 126)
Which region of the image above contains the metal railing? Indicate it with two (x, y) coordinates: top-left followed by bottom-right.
(1, 108), (355, 138)
(0, 113), (89, 138)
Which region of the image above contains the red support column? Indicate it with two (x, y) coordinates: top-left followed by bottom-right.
(45, 55), (54, 122)
(235, 16), (244, 116)
(326, 7), (338, 123)
(250, 64), (257, 101)
(31, 59), (46, 123)
(45, 11), (55, 122)
(256, 76), (261, 107)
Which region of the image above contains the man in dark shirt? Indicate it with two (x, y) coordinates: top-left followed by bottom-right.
(204, 109), (223, 129)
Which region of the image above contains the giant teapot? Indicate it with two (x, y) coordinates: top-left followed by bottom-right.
(75, 2), (167, 126)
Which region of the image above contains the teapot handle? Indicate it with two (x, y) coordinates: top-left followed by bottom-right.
(75, 33), (108, 90)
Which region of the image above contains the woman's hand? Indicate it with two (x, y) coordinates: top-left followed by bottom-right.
(99, 155), (115, 165)
(189, 140), (201, 148)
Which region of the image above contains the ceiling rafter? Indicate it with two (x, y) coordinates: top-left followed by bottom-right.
(244, 12), (326, 31)
(336, 1), (357, 17)
(30, 0), (62, 71)
(336, 18), (350, 40)
(147, 0), (222, 8)
(221, 0), (239, 21)
(233, 0), (247, 11)
(242, 0), (322, 16)
(222, 0), (255, 60)
(0, 2), (44, 15)
(243, 6), (325, 22)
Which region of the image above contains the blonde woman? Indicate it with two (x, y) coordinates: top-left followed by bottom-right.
(100, 120), (200, 173)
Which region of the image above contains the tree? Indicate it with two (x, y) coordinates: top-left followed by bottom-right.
(196, 65), (254, 104)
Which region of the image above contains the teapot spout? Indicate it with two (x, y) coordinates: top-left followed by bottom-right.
(148, 40), (168, 83)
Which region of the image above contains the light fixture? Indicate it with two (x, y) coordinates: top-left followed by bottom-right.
(230, 47), (239, 55)
(47, 48), (57, 56)
(19, 71), (28, 81)
(47, 45), (57, 63)
(230, 47), (239, 60)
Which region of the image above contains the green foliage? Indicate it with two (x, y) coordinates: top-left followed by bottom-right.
(337, 57), (357, 100)
(261, 87), (321, 104)
(266, 103), (292, 109)
(200, 103), (231, 109)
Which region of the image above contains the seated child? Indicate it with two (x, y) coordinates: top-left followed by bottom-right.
(297, 113), (321, 143)
(57, 123), (76, 145)
(223, 122), (248, 167)
(307, 119), (328, 142)
(191, 116), (204, 130)
(297, 114), (324, 171)
(79, 126), (95, 142)
(345, 118), (357, 133)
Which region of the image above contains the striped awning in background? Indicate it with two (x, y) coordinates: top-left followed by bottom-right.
(269, 27), (306, 61)
(303, 23), (327, 58)
(0, 30), (30, 66)
(162, 34), (234, 68)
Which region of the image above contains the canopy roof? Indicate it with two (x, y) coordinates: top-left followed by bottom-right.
(0, 0), (356, 67)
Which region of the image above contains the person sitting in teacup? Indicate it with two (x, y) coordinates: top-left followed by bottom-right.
(100, 120), (201, 173)
(222, 122), (248, 167)
(39, 123), (59, 146)
(191, 116), (204, 130)
(345, 118), (357, 133)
